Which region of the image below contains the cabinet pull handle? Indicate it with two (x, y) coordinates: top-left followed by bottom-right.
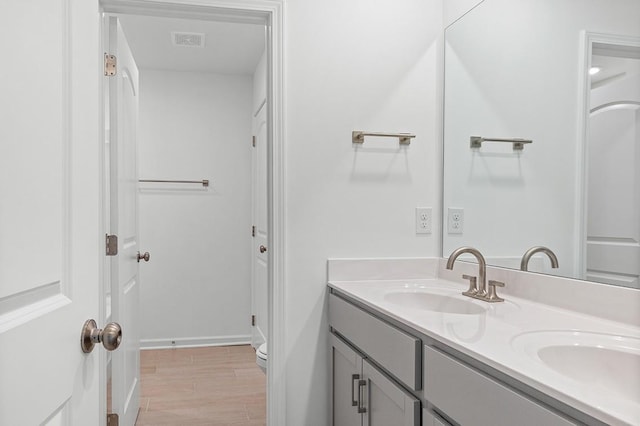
(357, 379), (367, 414)
(351, 374), (360, 406)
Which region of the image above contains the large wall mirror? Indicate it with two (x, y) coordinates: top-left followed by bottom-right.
(442, 0), (640, 289)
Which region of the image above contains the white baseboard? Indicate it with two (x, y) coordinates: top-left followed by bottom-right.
(140, 335), (252, 350)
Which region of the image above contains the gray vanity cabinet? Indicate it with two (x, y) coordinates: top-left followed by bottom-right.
(328, 294), (421, 391)
(362, 359), (420, 426)
(330, 333), (420, 426)
(423, 410), (452, 426)
(331, 334), (363, 426)
(423, 346), (579, 426)
(329, 289), (598, 426)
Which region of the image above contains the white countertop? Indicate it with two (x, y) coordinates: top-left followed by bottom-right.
(328, 270), (640, 425)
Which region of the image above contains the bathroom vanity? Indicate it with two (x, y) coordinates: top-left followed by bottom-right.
(327, 259), (640, 426)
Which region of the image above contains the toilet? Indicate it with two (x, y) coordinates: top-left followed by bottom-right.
(256, 343), (267, 374)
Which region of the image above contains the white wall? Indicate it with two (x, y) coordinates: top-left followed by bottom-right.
(137, 69), (253, 347)
(444, 0), (484, 27)
(284, 0), (442, 424)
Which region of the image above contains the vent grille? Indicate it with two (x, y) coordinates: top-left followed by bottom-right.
(171, 32), (205, 48)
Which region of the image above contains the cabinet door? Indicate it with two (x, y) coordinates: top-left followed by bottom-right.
(331, 334), (363, 426)
(423, 409), (453, 426)
(362, 360), (420, 426)
(433, 416), (450, 426)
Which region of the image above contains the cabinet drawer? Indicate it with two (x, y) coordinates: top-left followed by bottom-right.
(329, 293), (421, 391)
(424, 346), (578, 426)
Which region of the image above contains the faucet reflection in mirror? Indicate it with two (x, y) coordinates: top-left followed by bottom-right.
(521, 246), (559, 272)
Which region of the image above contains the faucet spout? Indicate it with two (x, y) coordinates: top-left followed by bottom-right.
(446, 246), (487, 297)
(520, 246), (559, 271)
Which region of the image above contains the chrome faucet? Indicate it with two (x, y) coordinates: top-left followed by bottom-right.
(446, 246), (488, 298)
(520, 246), (559, 271)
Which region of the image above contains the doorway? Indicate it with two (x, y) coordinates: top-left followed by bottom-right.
(579, 33), (640, 288)
(118, 13), (266, 351)
(104, 1), (284, 424)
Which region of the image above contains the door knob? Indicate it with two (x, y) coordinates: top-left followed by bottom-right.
(259, 245), (267, 253)
(81, 319), (122, 353)
(137, 251), (150, 262)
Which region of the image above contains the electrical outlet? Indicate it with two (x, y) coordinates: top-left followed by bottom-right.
(416, 207), (432, 234)
(447, 208), (464, 234)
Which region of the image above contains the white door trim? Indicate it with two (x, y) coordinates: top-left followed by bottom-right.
(100, 1), (285, 424)
(576, 31), (640, 279)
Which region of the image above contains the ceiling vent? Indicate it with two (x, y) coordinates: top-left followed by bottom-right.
(171, 32), (205, 48)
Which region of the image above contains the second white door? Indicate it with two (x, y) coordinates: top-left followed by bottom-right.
(107, 16), (142, 426)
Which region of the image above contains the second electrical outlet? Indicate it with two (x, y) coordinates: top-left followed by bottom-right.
(447, 207), (464, 234)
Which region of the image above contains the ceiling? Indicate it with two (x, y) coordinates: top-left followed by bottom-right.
(118, 15), (265, 74)
(591, 45), (640, 88)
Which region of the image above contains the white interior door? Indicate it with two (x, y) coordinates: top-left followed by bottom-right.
(587, 104), (640, 288)
(0, 0), (102, 424)
(107, 16), (141, 426)
(586, 50), (640, 289)
(251, 102), (269, 347)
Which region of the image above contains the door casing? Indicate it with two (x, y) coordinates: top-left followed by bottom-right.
(99, 0), (286, 424)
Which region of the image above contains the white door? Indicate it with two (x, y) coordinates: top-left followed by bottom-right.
(586, 51), (640, 289)
(0, 0), (103, 425)
(587, 103), (640, 287)
(107, 17), (141, 426)
(251, 102), (269, 346)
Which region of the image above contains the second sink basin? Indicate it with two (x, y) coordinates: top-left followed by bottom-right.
(384, 290), (486, 315)
(511, 330), (640, 401)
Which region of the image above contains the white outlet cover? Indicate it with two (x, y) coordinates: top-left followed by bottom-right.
(416, 207), (432, 234)
(447, 207), (464, 234)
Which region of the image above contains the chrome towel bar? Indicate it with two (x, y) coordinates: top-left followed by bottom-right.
(352, 131), (415, 145)
(470, 136), (533, 151)
(139, 179), (209, 187)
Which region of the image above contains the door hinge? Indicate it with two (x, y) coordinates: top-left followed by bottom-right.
(104, 53), (117, 76)
(107, 413), (119, 426)
(106, 234), (118, 256)
(252, 225), (256, 237)
(251, 315), (256, 326)
(252, 135), (256, 147)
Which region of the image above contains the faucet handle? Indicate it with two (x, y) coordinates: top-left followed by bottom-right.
(485, 280), (505, 303)
(461, 274), (478, 297)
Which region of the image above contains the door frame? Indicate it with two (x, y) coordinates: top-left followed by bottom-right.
(575, 31), (640, 279)
(100, 1), (286, 424)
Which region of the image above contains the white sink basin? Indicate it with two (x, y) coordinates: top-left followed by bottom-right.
(511, 330), (640, 400)
(384, 291), (486, 315)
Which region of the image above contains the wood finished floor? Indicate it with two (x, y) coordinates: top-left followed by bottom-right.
(136, 345), (266, 426)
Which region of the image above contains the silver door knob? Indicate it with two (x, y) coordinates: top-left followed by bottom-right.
(81, 319), (122, 353)
(259, 245), (267, 253)
(137, 251), (150, 262)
